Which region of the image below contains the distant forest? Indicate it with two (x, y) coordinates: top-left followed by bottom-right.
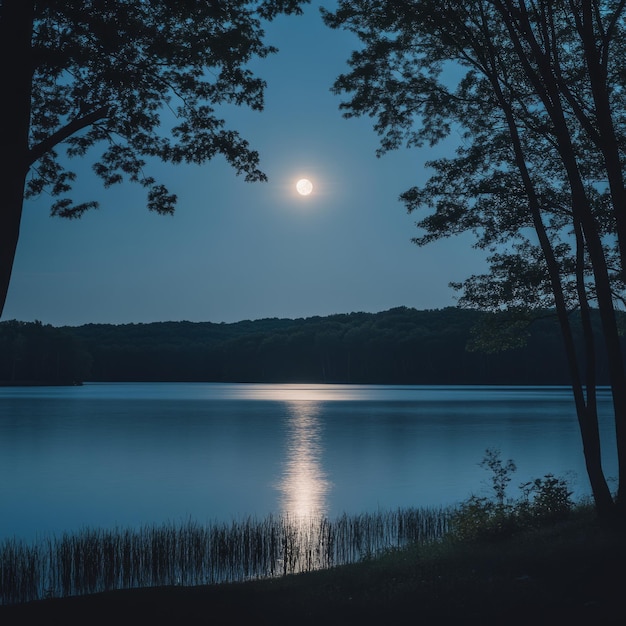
(1, 307), (624, 386)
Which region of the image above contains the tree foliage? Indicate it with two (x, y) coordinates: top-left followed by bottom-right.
(324, 0), (626, 517)
(0, 0), (307, 313)
(23, 0), (308, 216)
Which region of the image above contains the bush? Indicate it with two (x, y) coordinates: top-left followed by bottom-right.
(449, 496), (518, 542)
(448, 450), (574, 542)
(518, 474), (574, 524)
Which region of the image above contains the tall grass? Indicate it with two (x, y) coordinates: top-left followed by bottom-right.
(0, 507), (449, 605)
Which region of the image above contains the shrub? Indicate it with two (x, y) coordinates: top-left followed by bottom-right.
(448, 450), (573, 542)
(479, 448), (517, 507)
(448, 496), (518, 542)
(518, 474), (574, 524)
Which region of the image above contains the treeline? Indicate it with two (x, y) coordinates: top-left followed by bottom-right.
(2, 307), (622, 385)
(0, 320), (91, 385)
(65, 306), (626, 384)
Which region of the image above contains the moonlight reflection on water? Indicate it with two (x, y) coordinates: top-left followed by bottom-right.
(278, 401), (331, 520)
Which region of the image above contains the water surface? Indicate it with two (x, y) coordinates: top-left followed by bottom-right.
(0, 383), (617, 540)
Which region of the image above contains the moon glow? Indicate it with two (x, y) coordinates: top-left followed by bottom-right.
(296, 178), (313, 196)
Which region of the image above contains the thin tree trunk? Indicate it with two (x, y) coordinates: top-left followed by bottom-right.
(535, 49), (626, 512)
(477, 13), (615, 515)
(550, 111), (626, 514)
(495, 0), (622, 516)
(576, 0), (626, 277)
(575, 2), (626, 513)
(574, 216), (614, 513)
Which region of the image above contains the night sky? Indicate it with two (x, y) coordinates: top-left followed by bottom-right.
(2, 1), (486, 327)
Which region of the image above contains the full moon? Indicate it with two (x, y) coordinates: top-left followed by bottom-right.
(296, 178), (313, 196)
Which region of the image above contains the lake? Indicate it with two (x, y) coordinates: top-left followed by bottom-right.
(0, 383), (618, 541)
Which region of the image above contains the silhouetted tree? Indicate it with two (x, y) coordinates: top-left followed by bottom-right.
(324, 1), (626, 517)
(0, 0), (306, 316)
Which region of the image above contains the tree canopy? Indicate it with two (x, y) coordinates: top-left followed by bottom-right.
(0, 0), (307, 314)
(324, 0), (626, 517)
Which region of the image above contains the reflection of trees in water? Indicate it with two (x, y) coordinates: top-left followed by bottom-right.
(278, 401), (331, 521)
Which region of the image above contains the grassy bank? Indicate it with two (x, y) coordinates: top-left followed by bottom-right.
(1, 506), (624, 625)
(0, 508), (448, 604)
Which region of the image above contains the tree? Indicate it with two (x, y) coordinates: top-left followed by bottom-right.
(324, 0), (626, 518)
(0, 0), (307, 316)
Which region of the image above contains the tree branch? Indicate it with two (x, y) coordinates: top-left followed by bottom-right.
(603, 0), (626, 47)
(27, 105), (109, 166)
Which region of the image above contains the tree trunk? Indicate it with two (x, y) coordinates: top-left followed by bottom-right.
(495, 0), (623, 517)
(0, 1), (34, 318)
(576, 3), (626, 514)
(0, 171), (27, 318)
(552, 121), (626, 515)
(577, 0), (626, 278)
(574, 217), (616, 516)
(483, 49), (615, 515)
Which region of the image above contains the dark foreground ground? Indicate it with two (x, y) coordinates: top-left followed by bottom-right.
(2, 512), (625, 625)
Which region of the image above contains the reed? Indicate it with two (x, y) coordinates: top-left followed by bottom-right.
(0, 506), (450, 605)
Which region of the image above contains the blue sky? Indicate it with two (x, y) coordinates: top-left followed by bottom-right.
(2, 2), (486, 327)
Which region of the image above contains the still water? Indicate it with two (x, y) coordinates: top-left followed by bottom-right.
(0, 383), (618, 541)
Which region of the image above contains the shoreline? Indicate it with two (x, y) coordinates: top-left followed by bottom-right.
(1, 510), (624, 625)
